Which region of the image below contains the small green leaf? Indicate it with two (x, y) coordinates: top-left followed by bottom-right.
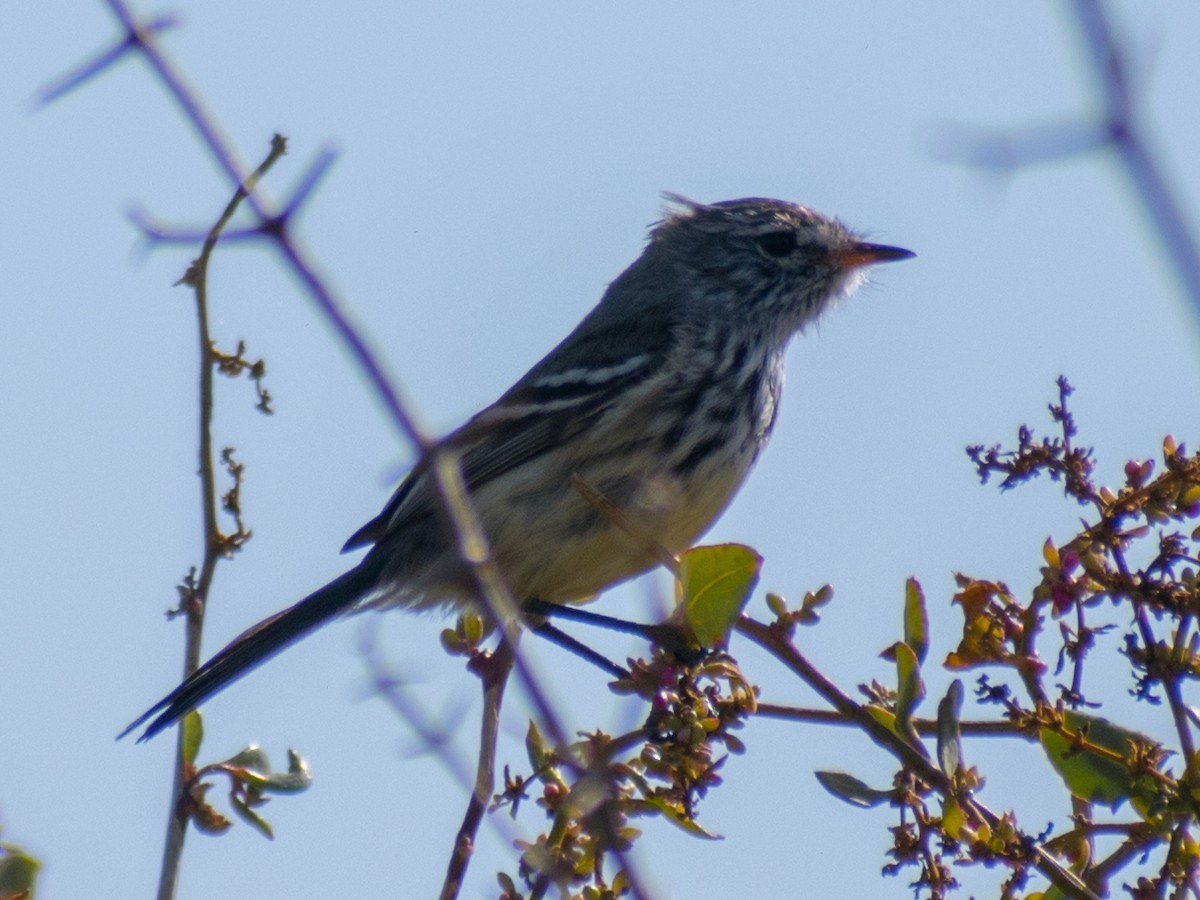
(815, 770), (893, 808)
(863, 705), (899, 743)
(677, 544), (762, 648)
(639, 796), (722, 839)
(890, 641), (925, 751)
(0, 843), (40, 896)
(796, 584), (834, 622)
(181, 710), (203, 765)
(230, 792), (275, 840)
(223, 745), (272, 776)
(1040, 711), (1162, 812)
(904, 577), (929, 664)
(526, 720), (549, 771)
(940, 796), (967, 840)
(937, 680), (964, 777)
(262, 749), (312, 793)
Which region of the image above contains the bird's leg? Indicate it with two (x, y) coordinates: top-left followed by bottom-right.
(525, 598), (656, 637)
(526, 617), (629, 678)
(524, 599), (700, 664)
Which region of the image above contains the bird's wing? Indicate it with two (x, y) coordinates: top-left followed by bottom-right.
(343, 293), (678, 551)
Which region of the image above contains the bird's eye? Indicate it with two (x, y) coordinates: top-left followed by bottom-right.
(755, 230), (798, 258)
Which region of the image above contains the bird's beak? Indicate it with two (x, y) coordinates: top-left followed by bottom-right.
(830, 242), (915, 269)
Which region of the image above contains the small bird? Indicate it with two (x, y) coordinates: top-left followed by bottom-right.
(122, 195), (913, 741)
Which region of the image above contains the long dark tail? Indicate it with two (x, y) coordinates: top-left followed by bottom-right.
(120, 555), (385, 742)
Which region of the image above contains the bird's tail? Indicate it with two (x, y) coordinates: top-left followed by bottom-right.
(120, 555), (385, 742)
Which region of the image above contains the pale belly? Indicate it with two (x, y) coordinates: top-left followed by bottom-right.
(479, 451), (752, 604)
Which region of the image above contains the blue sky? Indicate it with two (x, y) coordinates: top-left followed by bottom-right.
(4, 2), (1200, 898)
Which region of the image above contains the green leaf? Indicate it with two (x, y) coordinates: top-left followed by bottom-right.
(1040, 711), (1162, 812)
(815, 771), (893, 808)
(677, 544), (762, 648)
(890, 641), (925, 752)
(526, 720), (549, 771)
(795, 584), (834, 623)
(639, 796), (722, 839)
(181, 710), (203, 765)
(864, 704), (897, 732)
(262, 749), (312, 793)
(230, 791), (275, 840)
(218, 746), (312, 794)
(0, 843), (40, 896)
(940, 796), (967, 840)
(937, 680), (964, 777)
(223, 745), (272, 776)
(904, 577), (929, 664)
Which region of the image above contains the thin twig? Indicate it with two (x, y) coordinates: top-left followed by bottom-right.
(440, 638), (515, 900)
(754, 703), (1032, 737)
(155, 136), (287, 900)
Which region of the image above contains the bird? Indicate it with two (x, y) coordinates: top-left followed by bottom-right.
(121, 195), (913, 741)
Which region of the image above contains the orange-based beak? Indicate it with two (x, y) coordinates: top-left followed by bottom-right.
(829, 242), (915, 269)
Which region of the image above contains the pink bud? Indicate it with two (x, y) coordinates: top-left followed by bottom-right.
(1125, 459), (1153, 487)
